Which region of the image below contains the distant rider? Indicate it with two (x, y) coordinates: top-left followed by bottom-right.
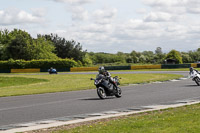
(98, 66), (117, 89)
(48, 67), (57, 74)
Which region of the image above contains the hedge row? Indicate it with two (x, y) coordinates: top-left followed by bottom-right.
(0, 59), (79, 69)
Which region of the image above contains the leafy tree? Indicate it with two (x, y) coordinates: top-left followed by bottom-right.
(88, 52), (126, 64)
(130, 50), (139, 63)
(154, 47), (165, 64)
(142, 51), (154, 63)
(139, 55), (146, 63)
(188, 49), (200, 63)
(41, 34), (86, 62)
(0, 29), (12, 60)
(82, 53), (93, 66)
(181, 52), (192, 63)
(1, 29), (58, 60)
(0, 29), (11, 45)
(26, 37), (58, 60)
(69, 41), (86, 61)
(0, 31), (4, 59)
(153, 54), (165, 64)
(165, 49), (183, 64)
(5, 29), (32, 60)
(126, 56), (133, 63)
(117, 52), (126, 63)
(155, 47), (162, 55)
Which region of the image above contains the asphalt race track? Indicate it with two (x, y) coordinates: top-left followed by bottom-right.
(1, 71), (200, 128)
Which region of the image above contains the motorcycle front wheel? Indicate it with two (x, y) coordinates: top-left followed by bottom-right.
(115, 87), (122, 98)
(97, 87), (106, 99)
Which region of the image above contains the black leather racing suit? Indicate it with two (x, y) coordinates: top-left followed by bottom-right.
(103, 71), (117, 90)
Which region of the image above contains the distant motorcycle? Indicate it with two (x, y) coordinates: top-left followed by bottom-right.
(48, 68), (57, 74)
(91, 74), (122, 99)
(190, 69), (200, 86)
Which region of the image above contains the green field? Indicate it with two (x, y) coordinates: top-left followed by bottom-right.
(0, 73), (182, 97)
(55, 103), (200, 133)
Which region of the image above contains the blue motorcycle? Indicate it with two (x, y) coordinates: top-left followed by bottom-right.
(48, 68), (57, 74)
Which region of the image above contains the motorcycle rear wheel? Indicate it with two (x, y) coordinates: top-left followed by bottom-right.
(97, 87), (106, 99)
(115, 87), (122, 98)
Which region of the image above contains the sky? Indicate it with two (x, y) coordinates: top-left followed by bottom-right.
(1, 0), (200, 53)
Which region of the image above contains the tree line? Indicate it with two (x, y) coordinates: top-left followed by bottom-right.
(89, 47), (200, 65)
(0, 29), (87, 65)
(0, 29), (200, 66)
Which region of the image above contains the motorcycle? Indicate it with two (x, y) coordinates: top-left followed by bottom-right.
(189, 69), (200, 86)
(91, 74), (122, 99)
(48, 68), (57, 74)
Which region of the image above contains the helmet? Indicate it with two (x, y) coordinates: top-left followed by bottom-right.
(190, 67), (193, 72)
(98, 66), (105, 74)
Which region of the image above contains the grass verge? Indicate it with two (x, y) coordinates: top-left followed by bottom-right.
(53, 103), (200, 133)
(0, 77), (48, 87)
(0, 73), (182, 97)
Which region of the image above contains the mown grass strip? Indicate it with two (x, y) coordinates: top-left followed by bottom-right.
(55, 103), (200, 133)
(0, 77), (48, 87)
(0, 73), (182, 97)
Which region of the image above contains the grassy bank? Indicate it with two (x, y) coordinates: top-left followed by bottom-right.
(0, 73), (182, 97)
(55, 103), (200, 133)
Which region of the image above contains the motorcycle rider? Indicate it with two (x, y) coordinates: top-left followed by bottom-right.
(190, 67), (200, 74)
(48, 67), (57, 74)
(98, 66), (118, 91)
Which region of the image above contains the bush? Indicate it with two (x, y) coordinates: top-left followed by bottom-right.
(0, 59), (79, 69)
(165, 50), (183, 64)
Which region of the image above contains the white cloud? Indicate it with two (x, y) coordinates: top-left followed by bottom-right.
(0, 8), (45, 26)
(144, 12), (172, 22)
(142, 0), (187, 7)
(125, 19), (159, 30)
(112, 22), (162, 42)
(188, 26), (200, 34)
(187, 7), (200, 14)
(81, 24), (113, 33)
(47, 0), (93, 22)
(92, 7), (117, 24)
(69, 6), (89, 21)
(186, 0), (200, 13)
(142, 0), (200, 15)
(31, 8), (47, 17)
(53, 0), (94, 5)
(136, 8), (147, 14)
